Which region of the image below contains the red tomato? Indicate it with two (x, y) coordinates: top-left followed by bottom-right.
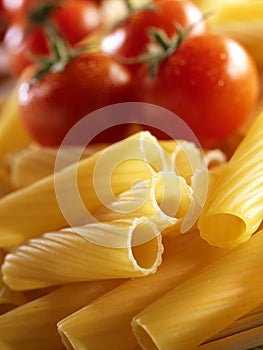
(2, 0), (52, 23)
(18, 53), (132, 146)
(136, 33), (259, 148)
(0, 0), (8, 40)
(4, 0), (101, 76)
(101, 0), (207, 73)
(4, 24), (49, 76)
(50, 0), (101, 45)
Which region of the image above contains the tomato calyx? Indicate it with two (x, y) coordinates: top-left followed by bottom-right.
(31, 25), (86, 84)
(116, 0), (155, 27)
(123, 0), (155, 14)
(126, 22), (190, 77)
(28, 2), (58, 25)
(127, 13), (209, 77)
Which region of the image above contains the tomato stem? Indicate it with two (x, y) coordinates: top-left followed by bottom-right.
(29, 2), (58, 25)
(31, 24), (87, 85)
(124, 0), (133, 12)
(122, 0), (155, 16)
(125, 14), (209, 78)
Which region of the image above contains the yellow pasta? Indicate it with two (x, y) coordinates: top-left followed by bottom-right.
(192, 0), (235, 12)
(0, 250), (27, 314)
(198, 111), (263, 248)
(0, 165), (12, 198)
(0, 279), (123, 350)
(208, 0), (263, 67)
(132, 228), (263, 350)
(58, 231), (227, 350)
(200, 326), (263, 350)
(2, 218), (162, 290)
(204, 303), (263, 346)
(93, 171), (192, 235)
(8, 144), (109, 189)
(0, 84), (31, 160)
(0, 285), (27, 315)
(0, 132), (165, 247)
(94, 140), (213, 236)
(160, 140), (205, 184)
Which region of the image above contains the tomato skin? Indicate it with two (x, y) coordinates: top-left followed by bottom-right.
(0, 0), (8, 40)
(3, 0), (53, 23)
(18, 53), (132, 146)
(4, 0), (102, 76)
(4, 24), (49, 76)
(101, 0), (207, 73)
(136, 33), (259, 147)
(50, 0), (101, 45)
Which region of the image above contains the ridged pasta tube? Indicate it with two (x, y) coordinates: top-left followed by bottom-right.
(0, 132), (166, 246)
(0, 280), (123, 350)
(132, 229), (263, 350)
(2, 218), (162, 290)
(198, 111), (263, 248)
(58, 231), (227, 350)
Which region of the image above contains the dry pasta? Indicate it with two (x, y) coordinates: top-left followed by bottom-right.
(207, 0), (263, 67)
(0, 165), (12, 198)
(0, 279), (123, 350)
(93, 171), (192, 234)
(200, 325), (263, 350)
(0, 84), (31, 160)
(58, 230), (227, 350)
(0, 250), (27, 314)
(132, 228), (263, 350)
(204, 303), (263, 346)
(0, 132), (165, 246)
(8, 144), (109, 189)
(198, 111), (263, 248)
(2, 218), (162, 290)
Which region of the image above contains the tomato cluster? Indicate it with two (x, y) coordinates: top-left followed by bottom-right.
(3, 0), (102, 76)
(4, 0), (260, 148)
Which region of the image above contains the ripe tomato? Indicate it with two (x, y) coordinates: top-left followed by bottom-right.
(2, 0), (52, 23)
(18, 53), (132, 146)
(4, 24), (49, 76)
(0, 0), (8, 41)
(4, 0), (101, 76)
(136, 33), (259, 147)
(101, 0), (207, 73)
(50, 0), (101, 45)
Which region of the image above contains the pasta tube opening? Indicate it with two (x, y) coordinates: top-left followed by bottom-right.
(198, 111), (263, 248)
(199, 213), (247, 248)
(125, 218), (163, 272)
(131, 237), (159, 270)
(2, 218), (163, 290)
(133, 322), (159, 350)
(152, 172), (191, 220)
(59, 334), (75, 350)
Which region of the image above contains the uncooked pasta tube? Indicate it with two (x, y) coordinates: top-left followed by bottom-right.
(198, 111), (263, 248)
(132, 228), (263, 350)
(0, 83), (31, 160)
(2, 218), (162, 290)
(58, 231), (227, 350)
(0, 279), (123, 350)
(8, 144), (108, 189)
(0, 132), (165, 246)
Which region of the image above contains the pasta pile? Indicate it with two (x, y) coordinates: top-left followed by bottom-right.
(0, 70), (263, 349)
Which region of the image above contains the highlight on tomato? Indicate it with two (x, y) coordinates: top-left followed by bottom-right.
(17, 25), (132, 146)
(135, 29), (259, 148)
(101, 0), (208, 73)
